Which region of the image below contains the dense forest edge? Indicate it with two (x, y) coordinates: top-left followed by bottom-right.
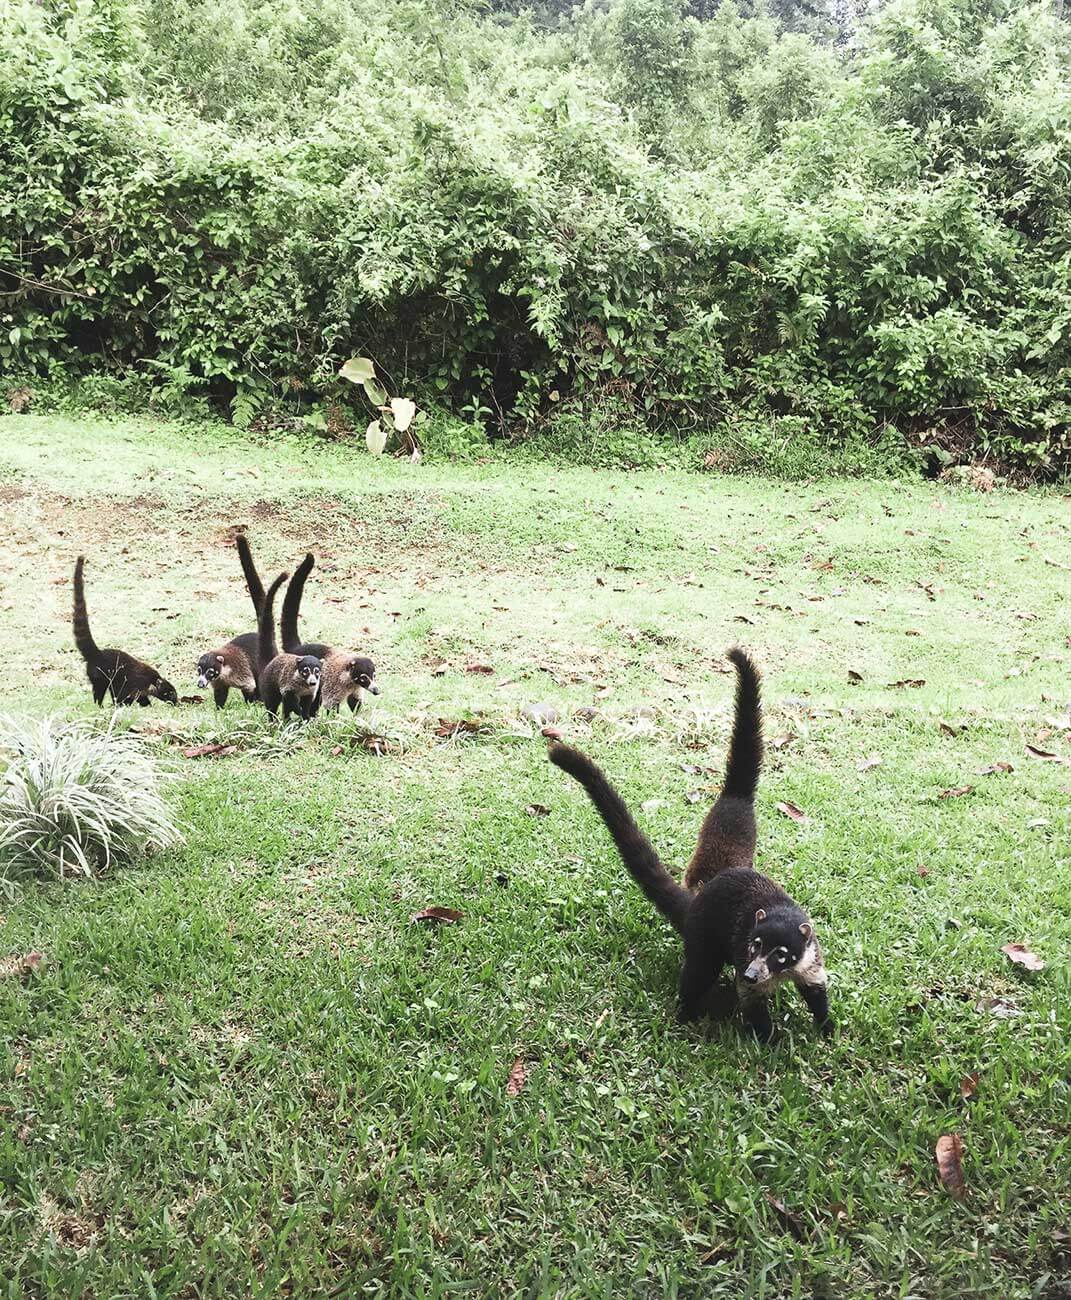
(2, 0), (1070, 476)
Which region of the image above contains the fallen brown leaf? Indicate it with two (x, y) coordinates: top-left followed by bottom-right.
(465, 663), (494, 675)
(181, 744), (237, 759)
(179, 695), (204, 705)
(410, 907), (463, 924)
(847, 669), (863, 684)
(0, 952), (44, 979)
(959, 1073), (979, 1101)
(764, 1192), (808, 1241)
(889, 679), (926, 689)
(541, 725), (563, 740)
(938, 785), (974, 799)
(1025, 744), (1069, 764)
(434, 718), (488, 738)
(1001, 942), (1044, 971)
(938, 721), (964, 737)
(776, 800), (808, 824)
(506, 1057), (527, 1096)
(684, 790), (705, 804)
(769, 734), (795, 751)
(977, 761), (1013, 776)
(935, 1134), (966, 1198)
(525, 803), (551, 818)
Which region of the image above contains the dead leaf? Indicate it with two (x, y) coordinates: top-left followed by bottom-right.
(769, 734), (795, 751)
(857, 754), (882, 772)
(430, 662), (448, 676)
(0, 952), (44, 979)
(935, 1134), (966, 1198)
(465, 663), (494, 675)
(776, 800), (808, 824)
(562, 542), (577, 553)
(410, 907), (463, 924)
(434, 718), (488, 738)
(959, 1073), (979, 1101)
(889, 679), (926, 689)
(684, 790), (704, 804)
(938, 786), (974, 799)
(525, 804), (551, 818)
(764, 1192), (808, 1241)
(1001, 943), (1044, 972)
(847, 669), (863, 684)
(179, 695), (204, 705)
(916, 864), (930, 877)
(506, 1057), (526, 1096)
(541, 726), (563, 740)
(977, 761), (1013, 776)
(181, 744), (237, 759)
(1026, 744), (1069, 764)
(938, 721), (963, 737)
(975, 996), (1022, 1018)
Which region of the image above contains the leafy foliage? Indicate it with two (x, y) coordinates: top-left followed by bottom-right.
(0, 715), (182, 885)
(2, 0), (1071, 471)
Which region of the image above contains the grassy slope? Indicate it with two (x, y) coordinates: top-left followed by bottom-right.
(1, 413), (1069, 1299)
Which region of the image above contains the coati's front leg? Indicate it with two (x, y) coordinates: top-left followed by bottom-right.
(797, 980), (834, 1036)
(736, 976), (774, 1043)
(678, 952), (717, 1023)
(213, 683), (230, 710)
(348, 694), (360, 713)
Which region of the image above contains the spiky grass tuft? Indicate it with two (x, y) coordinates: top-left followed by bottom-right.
(0, 715), (182, 885)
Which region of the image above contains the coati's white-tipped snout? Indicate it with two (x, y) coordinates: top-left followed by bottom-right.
(197, 674), (209, 688)
(744, 958), (770, 984)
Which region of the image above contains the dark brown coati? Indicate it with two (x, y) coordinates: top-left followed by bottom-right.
(193, 534), (266, 708)
(72, 556), (178, 707)
(257, 572), (322, 721)
(280, 553), (378, 714)
(548, 649), (831, 1044)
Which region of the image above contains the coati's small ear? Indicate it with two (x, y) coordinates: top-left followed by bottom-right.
(799, 922), (812, 940)
(216, 654), (225, 664)
(754, 908), (767, 924)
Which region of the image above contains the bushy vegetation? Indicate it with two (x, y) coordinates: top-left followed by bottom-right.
(0, 715), (181, 885)
(2, 0), (1070, 472)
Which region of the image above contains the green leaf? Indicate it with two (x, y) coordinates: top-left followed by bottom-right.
(339, 357), (376, 384)
(390, 398), (417, 432)
(363, 378), (388, 407)
(366, 419), (387, 456)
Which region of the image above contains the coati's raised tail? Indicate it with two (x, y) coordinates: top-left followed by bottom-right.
(72, 557), (178, 707)
(235, 533), (265, 617)
(281, 553), (325, 656)
(547, 649), (831, 1044)
(72, 556), (99, 665)
(258, 571), (321, 721)
(723, 647), (762, 801)
(683, 647), (762, 892)
(547, 744), (690, 933)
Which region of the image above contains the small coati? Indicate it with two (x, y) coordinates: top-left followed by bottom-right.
(257, 571), (322, 721)
(72, 556), (178, 707)
(194, 534), (266, 709)
(548, 649), (832, 1044)
(280, 553), (378, 713)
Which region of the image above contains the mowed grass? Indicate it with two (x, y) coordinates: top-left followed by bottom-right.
(1, 413), (1070, 1299)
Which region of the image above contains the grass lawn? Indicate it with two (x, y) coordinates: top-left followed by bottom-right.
(1, 413), (1069, 1299)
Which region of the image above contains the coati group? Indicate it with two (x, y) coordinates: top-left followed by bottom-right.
(71, 542), (827, 1046)
(72, 534), (378, 720)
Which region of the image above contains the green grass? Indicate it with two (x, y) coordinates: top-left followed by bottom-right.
(1, 412), (1070, 1299)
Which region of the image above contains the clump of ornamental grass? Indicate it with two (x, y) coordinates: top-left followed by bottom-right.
(0, 714), (182, 887)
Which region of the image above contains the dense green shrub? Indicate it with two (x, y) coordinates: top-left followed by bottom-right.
(1, 0), (1069, 473)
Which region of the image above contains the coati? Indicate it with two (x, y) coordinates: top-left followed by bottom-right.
(257, 571), (322, 721)
(548, 649), (832, 1044)
(280, 553), (378, 714)
(194, 534), (266, 709)
(72, 556), (178, 707)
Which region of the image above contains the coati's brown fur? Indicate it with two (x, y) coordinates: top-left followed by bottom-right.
(72, 557), (178, 707)
(280, 553), (378, 715)
(548, 649), (831, 1044)
(257, 572), (321, 721)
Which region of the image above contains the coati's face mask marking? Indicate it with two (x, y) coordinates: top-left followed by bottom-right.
(742, 910), (815, 986)
(196, 653), (224, 688)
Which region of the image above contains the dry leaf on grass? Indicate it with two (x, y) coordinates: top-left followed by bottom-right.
(857, 754), (882, 772)
(975, 996), (1022, 1018)
(541, 726), (563, 740)
(410, 907), (463, 925)
(977, 761), (1013, 776)
(506, 1057), (527, 1097)
(1001, 943), (1044, 971)
(847, 669), (863, 684)
(764, 1193), (808, 1241)
(776, 800), (808, 824)
(889, 678), (926, 689)
(181, 744), (238, 759)
(935, 1134), (966, 1198)
(769, 734), (795, 751)
(938, 721), (964, 737)
(525, 804), (551, 818)
(1026, 744), (1069, 764)
(465, 663), (494, 675)
(960, 1073), (979, 1101)
(938, 785), (974, 799)
(434, 718), (488, 738)
(0, 952), (44, 979)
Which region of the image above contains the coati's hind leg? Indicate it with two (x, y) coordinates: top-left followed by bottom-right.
(262, 683), (282, 721)
(241, 688), (258, 703)
(91, 674), (108, 707)
(213, 684), (230, 710)
(678, 954), (717, 1024)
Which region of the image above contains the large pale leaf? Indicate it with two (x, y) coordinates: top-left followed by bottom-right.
(366, 419), (387, 456)
(390, 397), (417, 432)
(339, 357), (375, 384)
(363, 378), (388, 407)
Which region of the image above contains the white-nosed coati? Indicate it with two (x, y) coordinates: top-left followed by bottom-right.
(548, 649), (832, 1044)
(72, 556), (178, 707)
(257, 571), (322, 721)
(280, 553), (378, 714)
(194, 534), (265, 709)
